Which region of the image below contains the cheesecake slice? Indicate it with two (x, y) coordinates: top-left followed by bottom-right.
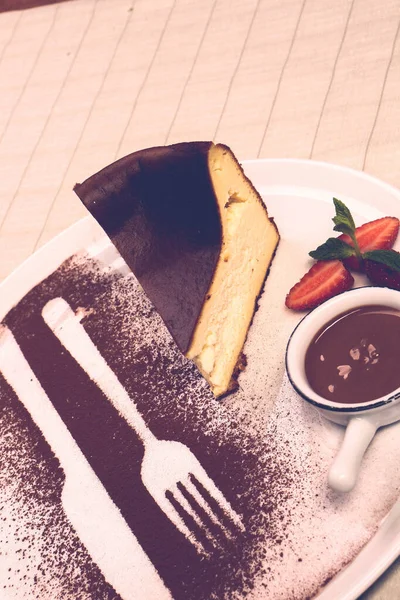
(74, 142), (279, 397)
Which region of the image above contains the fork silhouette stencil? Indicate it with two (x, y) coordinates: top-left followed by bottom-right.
(42, 298), (245, 556)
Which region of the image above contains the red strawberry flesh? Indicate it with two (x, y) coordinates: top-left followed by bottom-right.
(340, 216), (399, 272)
(285, 260), (354, 311)
(365, 257), (400, 291)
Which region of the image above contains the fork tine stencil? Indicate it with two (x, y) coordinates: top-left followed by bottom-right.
(42, 297), (245, 556)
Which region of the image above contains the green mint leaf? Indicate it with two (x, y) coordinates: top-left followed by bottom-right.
(309, 238), (356, 261)
(332, 222), (354, 237)
(332, 198), (356, 235)
(331, 198), (362, 261)
(363, 250), (400, 272)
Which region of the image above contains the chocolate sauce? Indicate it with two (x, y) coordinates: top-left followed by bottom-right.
(305, 305), (400, 404)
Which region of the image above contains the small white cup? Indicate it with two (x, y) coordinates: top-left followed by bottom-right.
(286, 286), (400, 493)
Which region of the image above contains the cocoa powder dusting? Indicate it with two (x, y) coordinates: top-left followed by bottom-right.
(0, 377), (119, 599)
(2, 248), (400, 599)
(1, 253), (298, 599)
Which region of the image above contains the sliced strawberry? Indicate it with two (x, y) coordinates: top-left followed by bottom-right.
(364, 256), (400, 291)
(339, 216), (399, 272)
(286, 260), (354, 311)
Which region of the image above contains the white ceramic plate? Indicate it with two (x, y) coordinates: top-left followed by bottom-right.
(2, 158), (400, 600)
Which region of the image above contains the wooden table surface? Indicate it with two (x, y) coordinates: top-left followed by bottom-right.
(0, 0), (399, 597)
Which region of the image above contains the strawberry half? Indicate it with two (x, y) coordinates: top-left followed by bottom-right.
(339, 216), (399, 272)
(364, 256), (400, 291)
(285, 260), (354, 311)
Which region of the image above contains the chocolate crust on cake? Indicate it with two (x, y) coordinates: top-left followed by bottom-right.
(74, 142), (279, 397)
(75, 142), (221, 352)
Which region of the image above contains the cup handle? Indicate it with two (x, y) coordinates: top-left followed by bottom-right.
(328, 417), (377, 493)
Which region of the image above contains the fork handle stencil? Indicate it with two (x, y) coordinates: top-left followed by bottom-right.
(42, 297), (245, 556)
(42, 297), (156, 446)
(0, 324), (171, 600)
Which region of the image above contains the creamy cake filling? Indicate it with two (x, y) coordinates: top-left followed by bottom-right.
(186, 146), (279, 397)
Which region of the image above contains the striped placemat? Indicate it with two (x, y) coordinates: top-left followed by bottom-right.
(0, 1), (399, 598)
(0, 0), (399, 282)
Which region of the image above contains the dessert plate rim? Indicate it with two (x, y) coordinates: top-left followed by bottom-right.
(2, 157), (400, 600)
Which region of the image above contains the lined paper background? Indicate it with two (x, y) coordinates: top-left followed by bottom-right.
(0, 1), (399, 597)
